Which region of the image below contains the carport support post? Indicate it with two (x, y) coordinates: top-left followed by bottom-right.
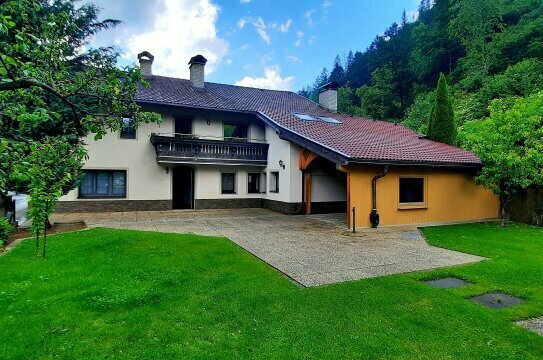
(352, 207), (356, 233)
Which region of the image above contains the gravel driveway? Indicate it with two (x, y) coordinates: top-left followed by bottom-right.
(51, 209), (484, 287)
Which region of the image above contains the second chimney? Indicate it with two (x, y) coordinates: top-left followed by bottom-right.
(138, 51), (154, 77)
(318, 81), (339, 113)
(189, 55), (208, 89)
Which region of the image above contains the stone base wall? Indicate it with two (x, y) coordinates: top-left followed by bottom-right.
(54, 200), (172, 213)
(262, 199), (305, 215)
(194, 198), (262, 210)
(55, 198), (346, 216)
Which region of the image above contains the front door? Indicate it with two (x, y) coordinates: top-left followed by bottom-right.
(172, 166), (194, 209)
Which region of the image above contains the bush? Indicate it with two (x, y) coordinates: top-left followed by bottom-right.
(0, 217), (14, 245)
(533, 207), (543, 227)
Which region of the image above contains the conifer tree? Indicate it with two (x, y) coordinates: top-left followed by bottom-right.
(427, 73), (457, 145)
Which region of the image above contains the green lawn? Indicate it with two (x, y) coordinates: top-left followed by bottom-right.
(1, 223), (543, 359)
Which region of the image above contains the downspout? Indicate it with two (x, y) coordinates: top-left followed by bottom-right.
(370, 165), (389, 228)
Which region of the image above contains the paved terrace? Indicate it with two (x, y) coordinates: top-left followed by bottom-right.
(51, 209), (484, 287)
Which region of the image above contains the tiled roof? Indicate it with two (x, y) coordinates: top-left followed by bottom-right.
(136, 76), (481, 166)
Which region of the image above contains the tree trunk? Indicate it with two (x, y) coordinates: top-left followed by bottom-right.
(35, 232), (40, 256)
(43, 201), (48, 258)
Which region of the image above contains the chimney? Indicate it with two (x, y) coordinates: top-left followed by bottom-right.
(188, 55), (208, 89)
(137, 51), (154, 77)
(318, 81), (339, 113)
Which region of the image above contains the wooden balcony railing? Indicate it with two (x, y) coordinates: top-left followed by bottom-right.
(150, 134), (269, 166)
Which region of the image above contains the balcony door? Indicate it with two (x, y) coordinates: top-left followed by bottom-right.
(172, 165), (194, 209)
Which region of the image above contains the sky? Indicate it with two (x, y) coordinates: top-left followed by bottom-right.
(88, 0), (420, 92)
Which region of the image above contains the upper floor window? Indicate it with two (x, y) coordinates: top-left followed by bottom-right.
(399, 177), (426, 206)
(221, 173), (236, 194)
(79, 170), (126, 198)
(224, 122), (248, 141)
(120, 118), (136, 139)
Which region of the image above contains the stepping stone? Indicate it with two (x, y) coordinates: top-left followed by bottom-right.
(470, 292), (522, 309)
(424, 277), (470, 289)
(517, 317), (543, 336)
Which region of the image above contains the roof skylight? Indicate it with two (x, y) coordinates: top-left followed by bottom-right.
(318, 116), (342, 124)
(293, 113), (317, 121)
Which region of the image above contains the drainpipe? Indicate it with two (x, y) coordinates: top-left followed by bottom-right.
(370, 165), (389, 228)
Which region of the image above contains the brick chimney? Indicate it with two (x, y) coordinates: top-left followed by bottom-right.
(188, 55), (208, 89)
(318, 81), (339, 113)
(137, 51), (154, 77)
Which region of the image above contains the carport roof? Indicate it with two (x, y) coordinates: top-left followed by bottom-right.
(136, 75), (481, 168)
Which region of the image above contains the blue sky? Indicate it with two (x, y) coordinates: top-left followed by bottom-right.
(89, 0), (419, 91)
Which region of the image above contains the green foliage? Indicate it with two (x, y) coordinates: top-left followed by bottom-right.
(0, 217), (14, 245)
(427, 73), (457, 144)
(337, 86), (360, 115)
(304, 0), (543, 127)
(460, 92), (543, 221)
(0, 0), (161, 254)
(403, 91), (435, 133)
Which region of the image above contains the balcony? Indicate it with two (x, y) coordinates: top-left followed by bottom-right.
(150, 133), (269, 166)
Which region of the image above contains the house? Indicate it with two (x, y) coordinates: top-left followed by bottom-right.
(57, 52), (499, 228)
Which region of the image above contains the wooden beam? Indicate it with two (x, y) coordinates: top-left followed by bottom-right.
(299, 148), (320, 170)
(347, 171), (351, 228)
(305, 172), (312, 215)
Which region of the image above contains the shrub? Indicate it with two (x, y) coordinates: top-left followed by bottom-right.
(533, 207), (543, 227)
(0, 217), (14, 245)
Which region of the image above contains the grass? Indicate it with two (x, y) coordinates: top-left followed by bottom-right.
(1, 223), (543, 359)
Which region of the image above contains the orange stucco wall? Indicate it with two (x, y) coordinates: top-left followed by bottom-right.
(347, 166), (499, 228)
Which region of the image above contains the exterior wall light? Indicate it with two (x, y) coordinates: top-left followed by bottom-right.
(166, 166), (169, 174)
(206, 119), (211, 125)
(279, 160), (285, 169)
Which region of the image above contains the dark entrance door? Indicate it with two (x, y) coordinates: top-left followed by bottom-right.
(172, 166), (194, 209)
(175, 117), (192, 136)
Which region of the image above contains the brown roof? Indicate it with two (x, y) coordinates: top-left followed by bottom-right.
(136, 76), (481, 167)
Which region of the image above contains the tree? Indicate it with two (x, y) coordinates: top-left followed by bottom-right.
(427, 73), (457, 144)
(460, 92), (543, 225)
(357, 66), (402, 121)
(0, 0), (160, 256)
(329, 55), (345, 85)
(401, 9), (408, 27)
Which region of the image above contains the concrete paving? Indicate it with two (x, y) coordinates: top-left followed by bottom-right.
(517, 317), (543, 337)
(51, 209), (485, 287)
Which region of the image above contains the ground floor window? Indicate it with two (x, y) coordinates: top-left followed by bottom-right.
(399, 177), (425, 205)
(247, 173), (261, 193)
(79, 170), (126, 198)
(270, 171), (279, 193)
(221, 173), (236, 194)
(120, 118), (136, 139)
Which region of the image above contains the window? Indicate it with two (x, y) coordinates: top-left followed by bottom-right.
(270, 171), (279, 193)
(79, 170), (126, 198)
(260, 173), (267, 193)
(248, 173), (260, 194)
(224, 122), (248, 141)
(120, 118), (136, 139)
(399, 177), (425, 205)
(221, 173), (236, 194)
(293, 113), (317, 121)
(317, 116), (342, 124)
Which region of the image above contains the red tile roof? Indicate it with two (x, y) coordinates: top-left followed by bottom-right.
(136, 76), (481, 167)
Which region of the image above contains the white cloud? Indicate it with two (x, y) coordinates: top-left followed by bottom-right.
(240, 0), (250, 3)
(308, 35), (316, 45)
(226, 58), (232, 65)
(286, 55), (301, 63)
(279, 19), (292, 33)
(406, 10), (419, 22)
(235, 67), (294, 90)
(304, 9), (316, 27)
(322, 0), (332, 8)
(122, 0), (228, 78)
(295, 31), (304, 47)
(252, 17), (270, 44)
(240, 43), (249, 50)
(237, 18), (247, 28)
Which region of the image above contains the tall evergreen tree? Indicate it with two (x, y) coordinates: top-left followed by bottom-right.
(401, 9), (408, 27)
(329, 55), (345, 84)
(427, 73), (457, 144)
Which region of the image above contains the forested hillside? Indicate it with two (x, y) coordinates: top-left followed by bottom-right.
(299, 0), (543, 133)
